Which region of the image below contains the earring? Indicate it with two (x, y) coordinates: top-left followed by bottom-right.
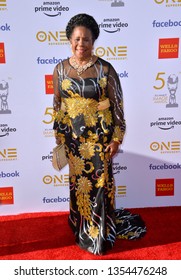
(92, 47), (94, 56)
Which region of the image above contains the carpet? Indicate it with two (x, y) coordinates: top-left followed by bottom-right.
(0, 206), (180, 260)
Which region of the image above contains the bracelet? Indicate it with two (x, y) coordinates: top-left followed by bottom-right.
(112, 138), (122, 144)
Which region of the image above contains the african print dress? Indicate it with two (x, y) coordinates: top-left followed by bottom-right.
(53, 57), (146, 255)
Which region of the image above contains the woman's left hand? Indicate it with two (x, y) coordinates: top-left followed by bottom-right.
(105, 140), (120, 158)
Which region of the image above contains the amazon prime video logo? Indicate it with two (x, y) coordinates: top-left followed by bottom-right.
(99, 18), (128, 33)
(0, 124), (17, 137)
(34, 2), (69, 17)
(150, 117), (181, 130)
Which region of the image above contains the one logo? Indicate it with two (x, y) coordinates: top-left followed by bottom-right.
(0, 124), (17, 137)
(111, 0), (125, 7)
(36, 30), (68, 45)
(43, 174), (69, 187)
(155, 178), (174, 196)
(0, 42), (5, 63)
(150, 117), (181, 130)
(95, 45), (127, 60)
(116, 185), (126, 197)
(0, 186), (14, 205)
(34, 2), (69, 17)
(158, 38), (179, 59)
(0, 0), (7, 10)
(45, 75), (53, 94)
(150, 141), (180, 153)
(0, 148), (17, 161)
(166, 74), (179, 107)
(0, 80), (11, 114)
(99, 18), (128, 33)
(154, 0), (181, 7)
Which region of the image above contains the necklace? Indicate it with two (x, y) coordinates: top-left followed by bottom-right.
(71, 56), (93, 76)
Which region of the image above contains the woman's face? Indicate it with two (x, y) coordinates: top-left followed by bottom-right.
(70, 26), (94, 60)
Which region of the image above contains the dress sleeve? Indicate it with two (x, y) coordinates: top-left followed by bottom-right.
(107, 64), (126, 144)
(52, 63), (61, 131)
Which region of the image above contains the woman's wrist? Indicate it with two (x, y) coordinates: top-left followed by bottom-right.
(112, 138), (122, 145)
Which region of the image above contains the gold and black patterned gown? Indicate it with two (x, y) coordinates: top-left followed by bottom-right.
(53, 57), (146, 255)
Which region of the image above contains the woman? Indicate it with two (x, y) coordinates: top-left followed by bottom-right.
(53, 13), (146, 255)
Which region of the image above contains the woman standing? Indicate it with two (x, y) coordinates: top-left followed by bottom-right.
(53, 13), (145, 255)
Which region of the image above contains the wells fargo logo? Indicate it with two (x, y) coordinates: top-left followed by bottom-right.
(155, 178), (174, 196)
(158, 38), (179, 59)
(45, 75), (53, 94)
(43, 174), (69, 187)
(116, 185), (126, 197)
(150, 141), (180, 153)
(0, 42), (5, 63)
(154, 0), (181, 6)
(95, 46), (127, 60)
(0, 148), (17, 160)
(0, 187), (14, 205)
(36, 30), (68, 45)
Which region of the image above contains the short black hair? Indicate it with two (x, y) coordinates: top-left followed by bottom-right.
(66, 13), (100, 42)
